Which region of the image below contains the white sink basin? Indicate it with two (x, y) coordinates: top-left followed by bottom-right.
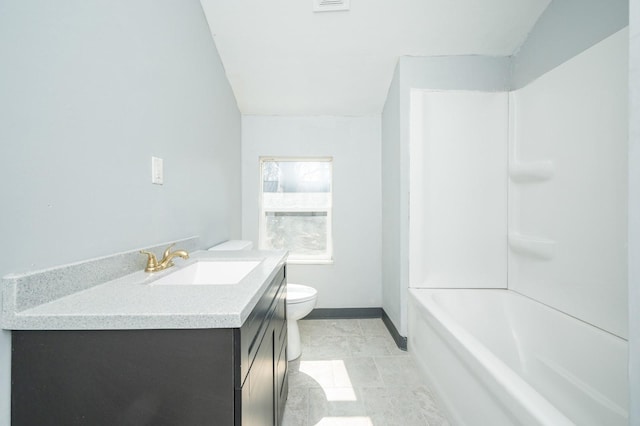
(151, 260), (261, 286)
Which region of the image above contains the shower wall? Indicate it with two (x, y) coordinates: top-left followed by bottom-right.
(509, 29), (629, 338)
(382, 56), (510, 335)
(409, 91), (508, 289)
(408, 29), (628, 339)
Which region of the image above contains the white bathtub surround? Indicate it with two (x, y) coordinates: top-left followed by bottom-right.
(405, 28), (630, 424)
(382, 56), (512, 338)
(408, 30), (628, 339)
(409, 289), (628, 425)
(508, 28), (629, 339)
(409, 90), (508, 289)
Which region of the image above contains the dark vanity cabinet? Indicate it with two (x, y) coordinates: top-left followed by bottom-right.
(11, 265), (288, 426)
(238, 265), (288, 426)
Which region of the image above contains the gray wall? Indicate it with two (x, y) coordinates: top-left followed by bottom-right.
(629, 0), (640, 421)
(400, 56), (511, 92)
(381, 64), (402, 334)
(0, 1), (241, 423)
(511, 0), (628, 88)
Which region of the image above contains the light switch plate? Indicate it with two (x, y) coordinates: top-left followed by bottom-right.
(151, 156), (163, 185)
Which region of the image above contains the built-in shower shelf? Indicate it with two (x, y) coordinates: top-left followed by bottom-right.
(509, 160), (554, 182)
(508, 233), (556, 260)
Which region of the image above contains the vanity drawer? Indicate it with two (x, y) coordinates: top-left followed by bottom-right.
(275, 284), (287, 346)
(238, 265), (286, 386)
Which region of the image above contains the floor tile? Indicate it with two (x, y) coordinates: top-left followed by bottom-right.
(285, 318), (449, 426)
(299, 319), (364, 337)
(340, 357), (384, 388)
(282, 388), (310, 426)
(282, 402), (309, 426)
(357, 318), (389, 336)
(362, 385), (447, 421)
(373, 356), (425, 387)
(303, 335), (351, 360)
(308, 387), (367, 420)
(348, 335), (392, 357)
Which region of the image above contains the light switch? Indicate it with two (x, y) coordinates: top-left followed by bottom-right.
(151, 156), (163, 185)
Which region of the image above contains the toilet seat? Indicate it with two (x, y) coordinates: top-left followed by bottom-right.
(287, 283), (317, 304)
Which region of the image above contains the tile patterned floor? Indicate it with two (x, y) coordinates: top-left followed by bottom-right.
(283, 319), (450, 426)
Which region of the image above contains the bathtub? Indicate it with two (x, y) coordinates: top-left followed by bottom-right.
(408, 289), (628, 426)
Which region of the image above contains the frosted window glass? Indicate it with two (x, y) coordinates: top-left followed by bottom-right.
(260, 159), (332, 261)
(264, 212), (327, 255)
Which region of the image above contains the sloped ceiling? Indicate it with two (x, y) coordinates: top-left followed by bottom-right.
(200, 0), (550, 116)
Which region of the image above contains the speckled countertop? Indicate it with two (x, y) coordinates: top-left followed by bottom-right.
(2, 249), (287, 330)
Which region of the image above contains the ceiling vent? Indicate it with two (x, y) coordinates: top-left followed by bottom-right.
(313, 0), (350, 12)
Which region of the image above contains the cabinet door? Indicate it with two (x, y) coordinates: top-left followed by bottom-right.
(12, 329), (236, 426)
(273, 274), (288, 425)
(242, 330), (275, 426)
(275, 328), (288, 425)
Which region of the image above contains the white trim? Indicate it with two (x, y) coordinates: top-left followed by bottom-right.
(260, 156), (332, 163)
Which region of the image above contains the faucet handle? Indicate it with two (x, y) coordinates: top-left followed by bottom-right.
(161, 243), (176, 261)
(140, 250), (159, 272)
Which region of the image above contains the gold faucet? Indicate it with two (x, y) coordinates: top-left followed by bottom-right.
(140, 243), (189, 273)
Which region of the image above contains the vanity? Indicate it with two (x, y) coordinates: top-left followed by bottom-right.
(2, 240), (288, 426)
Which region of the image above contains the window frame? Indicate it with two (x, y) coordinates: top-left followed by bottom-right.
(258, 156), (334, 264)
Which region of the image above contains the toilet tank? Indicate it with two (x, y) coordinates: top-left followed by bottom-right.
(208, 240), (253, 251)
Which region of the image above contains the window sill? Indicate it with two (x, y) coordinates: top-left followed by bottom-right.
(286, 259), (334, 265)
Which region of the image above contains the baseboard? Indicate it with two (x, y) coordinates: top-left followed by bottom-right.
(306, 307), (383, 319)
(381, 310), (407, 351)
(305, 307), (407, 351)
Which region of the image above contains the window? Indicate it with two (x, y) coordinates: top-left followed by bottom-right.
(259, 158), (333, 263)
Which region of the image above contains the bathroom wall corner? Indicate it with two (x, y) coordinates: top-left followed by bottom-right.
(628, 0), (640, 420)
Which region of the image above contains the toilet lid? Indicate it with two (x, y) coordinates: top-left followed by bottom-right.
(287, 283), (317, 304)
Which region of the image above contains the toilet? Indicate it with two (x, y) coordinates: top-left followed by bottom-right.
(208, 240), (318, 361)
(285, 283), (317, 360)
